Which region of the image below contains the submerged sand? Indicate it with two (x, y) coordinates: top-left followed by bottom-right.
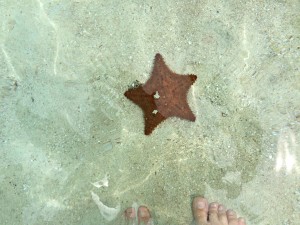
(0, 1), (299, 224)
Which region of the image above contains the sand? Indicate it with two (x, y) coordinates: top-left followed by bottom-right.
(0, 0), (299, 224)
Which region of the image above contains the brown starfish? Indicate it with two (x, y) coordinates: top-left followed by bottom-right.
(124, 53), (197, 135)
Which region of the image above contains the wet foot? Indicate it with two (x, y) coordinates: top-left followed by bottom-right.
(192, 197), (246, 225)
(123, 197), (245, 225)
(124, 205), (153, 225)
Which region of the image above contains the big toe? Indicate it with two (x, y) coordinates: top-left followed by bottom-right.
(124, 207), (136, 220)
(138, 206), (153, 225)
(192, 197), (209, 225)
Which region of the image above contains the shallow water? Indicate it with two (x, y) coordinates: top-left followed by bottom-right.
(0, 0), (299, 224)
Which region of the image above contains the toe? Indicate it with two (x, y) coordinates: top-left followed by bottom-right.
(137, 206), (151, 224)
(192, 197), (209, 225)
(227, 209), (238, 225)
(218, 204), (228, 224)
(238, 217), (246, 225)
(208, 202), (219, 223)
(124, 207), (136, 220)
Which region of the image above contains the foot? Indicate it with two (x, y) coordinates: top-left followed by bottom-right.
(192, 197), (246, 225)
(124, 205), (153, 225)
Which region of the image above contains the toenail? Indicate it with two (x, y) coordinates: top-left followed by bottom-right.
(227, 209), (235, 215)
(210, 203), (218, 208)
(218, 205), (224, 211)
(197, 201), (205, 209)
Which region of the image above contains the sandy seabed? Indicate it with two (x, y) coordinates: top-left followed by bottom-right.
(0, 0), (299, 224)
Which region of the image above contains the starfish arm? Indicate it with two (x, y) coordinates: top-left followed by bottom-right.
(143, 53), (174, 94)
(170, 102), (196, 121)
(124, 86), (154, 110)
(125, 85), (168, 135)
(154, 74), (197, 119)
(174, 74), (197, 94)
(151, 54), (173, 78)
(144, 112), (166, 135)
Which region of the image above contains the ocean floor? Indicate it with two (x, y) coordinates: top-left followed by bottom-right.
(0, 0), (300, 224)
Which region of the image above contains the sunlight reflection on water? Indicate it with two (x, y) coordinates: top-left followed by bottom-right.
(275, 127), (299, 174)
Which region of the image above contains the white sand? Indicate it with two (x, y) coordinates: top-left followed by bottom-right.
(0, 0), (299, 224)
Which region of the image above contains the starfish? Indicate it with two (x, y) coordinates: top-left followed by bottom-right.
(124, 53), (197, 135)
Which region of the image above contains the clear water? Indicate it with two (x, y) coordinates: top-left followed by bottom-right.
(0, 1), (299, 224)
